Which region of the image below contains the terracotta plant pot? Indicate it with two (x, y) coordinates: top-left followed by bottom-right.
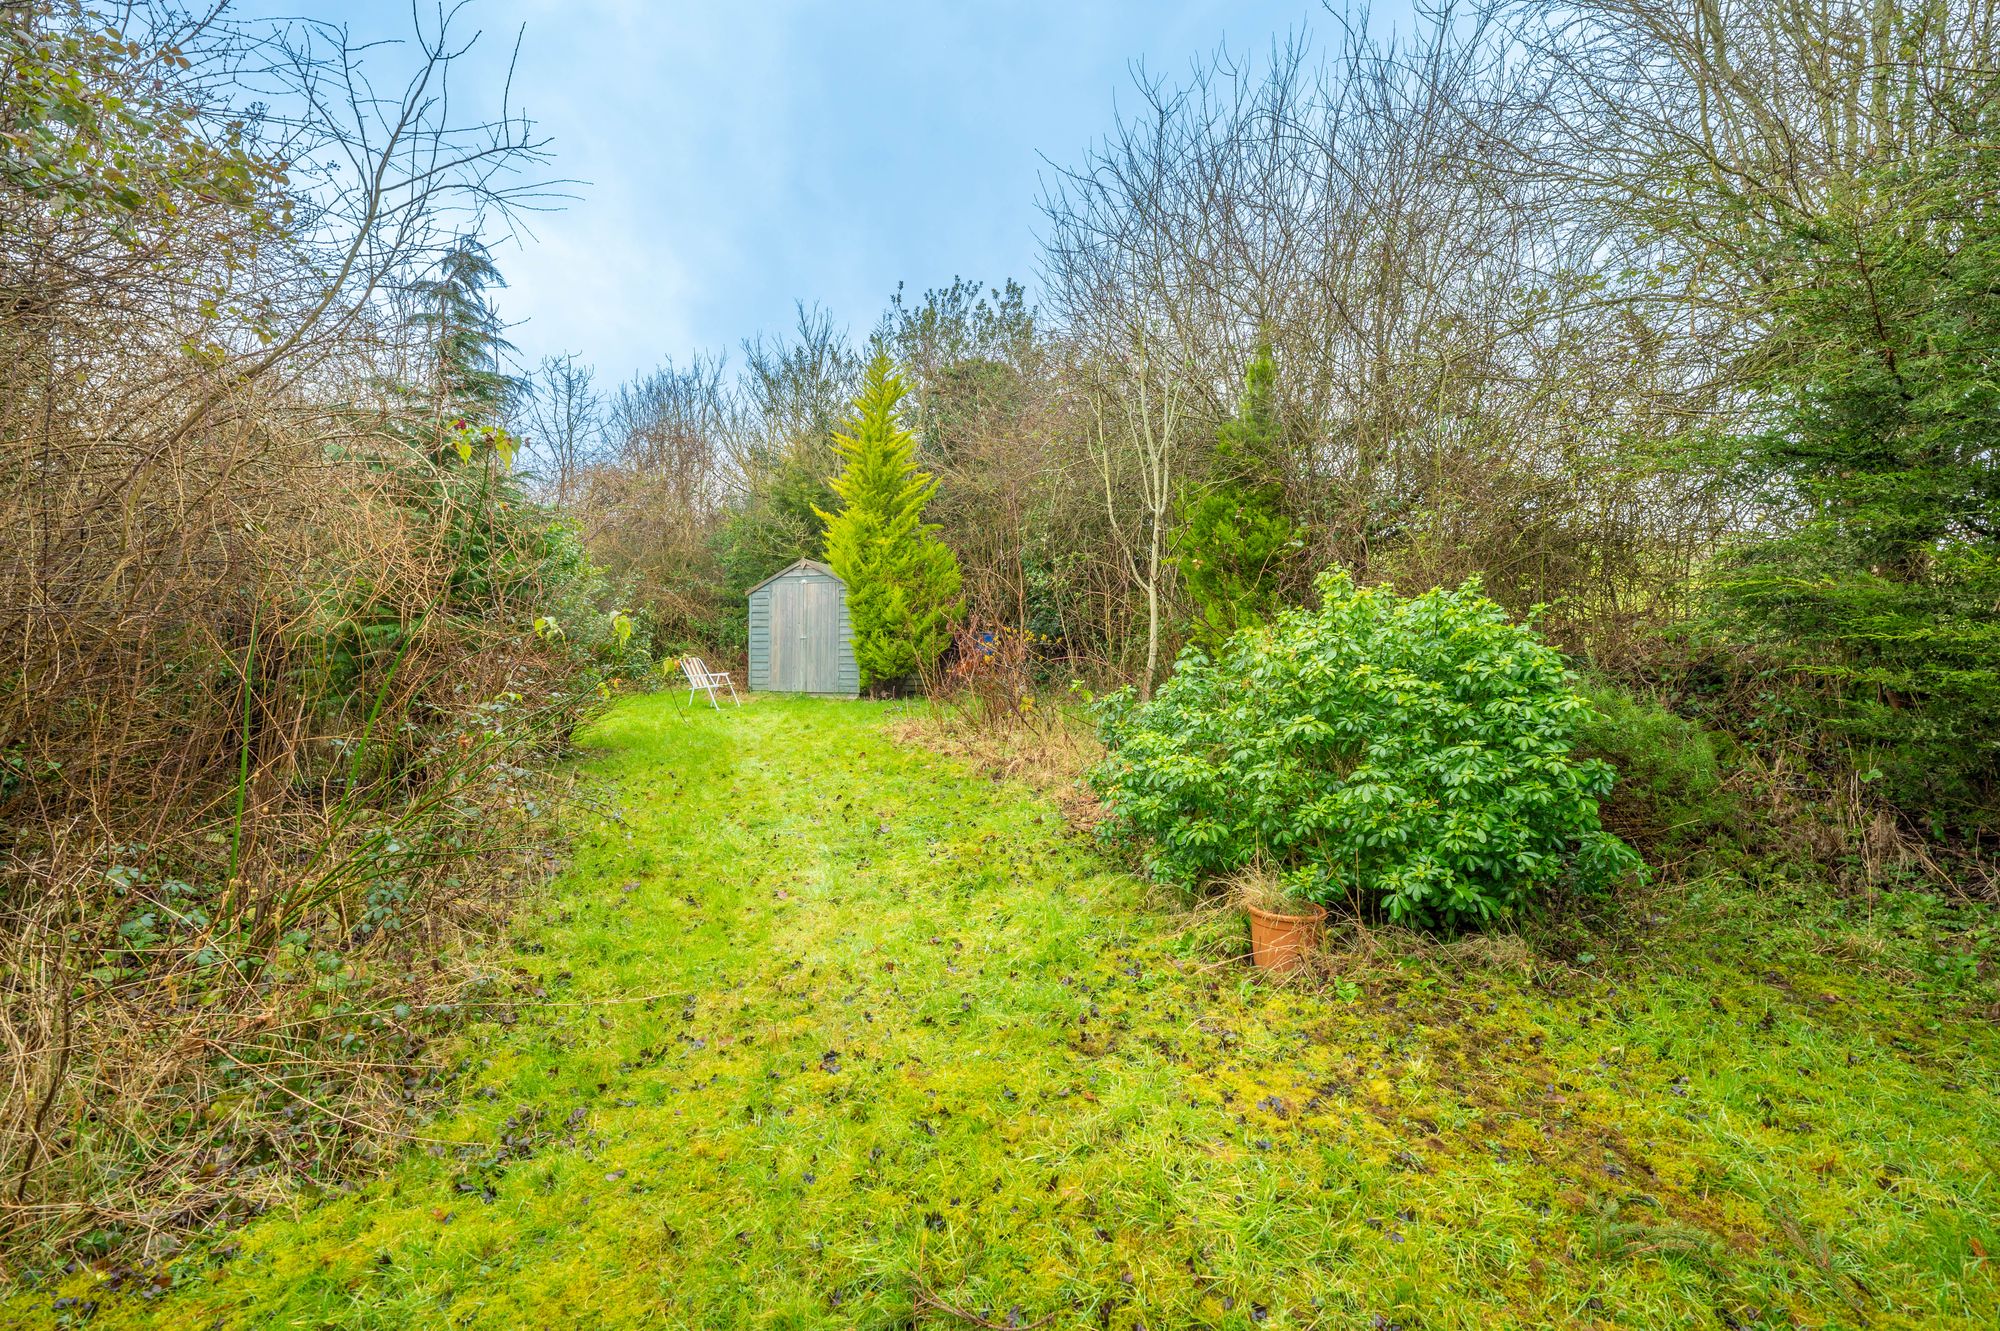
(1245, 902), (1327, 974)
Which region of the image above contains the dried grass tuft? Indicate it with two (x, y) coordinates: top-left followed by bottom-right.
(890, 694), (1107, 835)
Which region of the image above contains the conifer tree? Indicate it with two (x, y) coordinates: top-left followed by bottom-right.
(816, 352), (963, 687)
(1177, 341), (1299, 649)
(1707, 134), (2000, 828)
(410, 233), (519, 429)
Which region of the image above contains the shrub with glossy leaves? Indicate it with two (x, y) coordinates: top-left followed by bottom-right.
(1091, 570), (1643, 930)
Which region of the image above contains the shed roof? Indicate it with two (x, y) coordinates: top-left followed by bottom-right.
(746, 557), (843, 596)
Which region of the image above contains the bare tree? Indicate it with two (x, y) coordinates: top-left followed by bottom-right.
(1039, 6), (1735, 647)
(882, 279), (1059, 627)
(576, 355), (737, 639)
(514, 352), (602, 506)
(734, 301), (861, 491)
(1086, 332), (1186, 698)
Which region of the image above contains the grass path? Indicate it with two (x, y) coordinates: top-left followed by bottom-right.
(25, 695), (2000, 1328)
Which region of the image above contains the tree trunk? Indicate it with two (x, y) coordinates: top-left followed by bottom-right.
(1142, 514), (1162, 700)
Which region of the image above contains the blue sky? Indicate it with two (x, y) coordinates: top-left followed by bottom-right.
(240, 2), (1395, 385)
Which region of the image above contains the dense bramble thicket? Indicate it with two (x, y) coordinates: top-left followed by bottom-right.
(1092, 573), (1643, 930)
(0, 3), (642, 1257)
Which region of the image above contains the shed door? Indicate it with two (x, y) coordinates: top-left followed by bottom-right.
(770, 576), (842, 693)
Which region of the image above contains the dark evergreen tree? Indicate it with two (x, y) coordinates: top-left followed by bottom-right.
(410, 233), (519, 428)
(1177, 341), (1300, 649)
(1708, 123), (2000, 831)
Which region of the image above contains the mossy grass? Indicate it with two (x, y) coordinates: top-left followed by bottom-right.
(17, 694), (1996, 1328)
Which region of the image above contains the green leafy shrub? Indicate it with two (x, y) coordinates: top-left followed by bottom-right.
(1091, 571), (1643, 930)
(1573, 684), (1740, 862)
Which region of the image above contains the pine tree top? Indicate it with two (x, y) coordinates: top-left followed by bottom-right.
(1216, 340), (1281, 473)
(821, 351), (938, 535)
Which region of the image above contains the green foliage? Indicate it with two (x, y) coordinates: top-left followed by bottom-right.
(517, 518), (654, 681)
(883, 277), (1041, 458)
(704, 433), (845, 654)
(409, 234), (520, 428)
(1573, 683), (1739, 861)
(1092, 570), (1642, 930)
(305, 407), (643, 703)
(717, 457), (831, 579)
(1176, 341), (1300, 648)
(1704, 113), (2000, 834)
(0, 5), (283, 228)
(815, 352), (963, 686)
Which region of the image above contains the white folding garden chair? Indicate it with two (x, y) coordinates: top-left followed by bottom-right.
(679, 656), (741, 709)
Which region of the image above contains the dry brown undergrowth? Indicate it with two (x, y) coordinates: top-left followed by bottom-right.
(0, 3), (587, 1266)
(888, 701), (1108, 835)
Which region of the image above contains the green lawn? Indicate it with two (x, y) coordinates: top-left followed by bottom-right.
(22, 694), (1999, 1328)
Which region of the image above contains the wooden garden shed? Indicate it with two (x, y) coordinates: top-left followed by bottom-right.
(746, 559), (860, 697)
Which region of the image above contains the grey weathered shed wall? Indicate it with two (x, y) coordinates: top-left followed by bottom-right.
(746, 560), (859, 697)
(747, 586), (773, 688)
